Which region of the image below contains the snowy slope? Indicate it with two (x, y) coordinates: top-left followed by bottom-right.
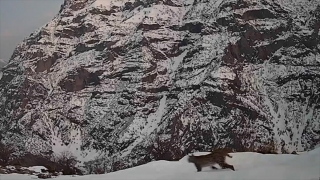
(0, 0), (319, 173)
(1, 148), (320, 180)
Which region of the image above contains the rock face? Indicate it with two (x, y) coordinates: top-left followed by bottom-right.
(0, 0), (319, 172)
(0, 59), (7, 79)
(0, 59), (7, 68)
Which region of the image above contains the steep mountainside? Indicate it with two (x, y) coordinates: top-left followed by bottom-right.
(0, 0), (319, 172)
(0, 59), (7, 81)
(0, 59), (7, 68)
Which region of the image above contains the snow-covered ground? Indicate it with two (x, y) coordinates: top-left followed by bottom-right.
(1, 147), (319, 180)
(3, 166), (46, 173)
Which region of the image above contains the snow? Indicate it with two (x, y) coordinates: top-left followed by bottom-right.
(142, 5), (184, 25)
(120, 95), (167, 157)
(92, 0), (132, 10)
(1, 148), (319, 180)
(51, 128), (99, 165)
(211, 66), (236, 80)
(26, 166), (47, 173)
(144, 95), (167, 135)
(169, 50), (188, 80)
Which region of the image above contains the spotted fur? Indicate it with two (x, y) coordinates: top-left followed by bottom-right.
(188, 149), (235, 172)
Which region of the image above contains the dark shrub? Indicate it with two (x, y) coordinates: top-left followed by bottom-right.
(0, 142), (15, 166)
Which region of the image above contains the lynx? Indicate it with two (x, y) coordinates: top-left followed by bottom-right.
(188, 148), (235, 172)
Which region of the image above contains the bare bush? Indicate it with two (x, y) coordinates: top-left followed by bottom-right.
(256, 142), (278, 154)
(0, 142), (15, 166)
(49, 150), (82, 175)
(150, 135), (172, 160)
(56, 151), (78, 167)
(242, 140), (282, 154)
(94, 167), (105, 174)
(149, 135), (183, 161)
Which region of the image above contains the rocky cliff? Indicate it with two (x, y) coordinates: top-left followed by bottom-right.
(0, 59), (7, 68)
(0, 59), (6, 79)
(0, 0), (319, 172)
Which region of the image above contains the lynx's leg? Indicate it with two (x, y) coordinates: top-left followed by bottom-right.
(194, 163), (202, 172)
(220, 163), (235, 171)
(211, 166), (218, 169)
(211, 162), (218, 170)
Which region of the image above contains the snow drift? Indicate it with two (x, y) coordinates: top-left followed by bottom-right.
(1, 147), (320, 180)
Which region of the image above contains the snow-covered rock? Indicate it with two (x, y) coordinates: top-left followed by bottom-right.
(0, 0), (319, 173)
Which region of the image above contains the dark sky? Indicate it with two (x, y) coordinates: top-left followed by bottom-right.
(0, 0), (64, 61)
